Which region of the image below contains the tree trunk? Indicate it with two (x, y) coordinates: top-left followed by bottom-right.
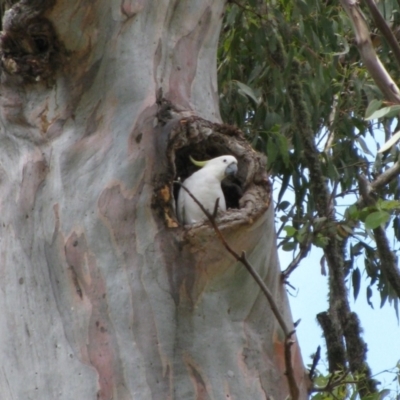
(0, 1), (308, 399)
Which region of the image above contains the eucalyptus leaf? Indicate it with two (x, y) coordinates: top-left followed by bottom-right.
(284, 226), (297, 237)
(352, 268), (361, 300)
(364, 211), (390, 229)
(235, 81), (261, 105)
(378, 130), (400, 153)
(282, 241), (297, 252)
(367, 286), (374, 309)
(356, 136), (373, 156)
(365, 105), (400, 121)
(364, 99), (383, 119)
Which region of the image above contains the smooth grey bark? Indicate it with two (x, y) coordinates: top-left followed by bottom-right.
(340, 0), (400, 103)
(0, 1), (308, 399)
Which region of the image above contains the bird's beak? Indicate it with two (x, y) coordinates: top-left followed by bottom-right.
(225, 162), (238, 177)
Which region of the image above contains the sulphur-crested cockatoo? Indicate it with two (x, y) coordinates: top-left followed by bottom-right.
(177, 155), (238, 225)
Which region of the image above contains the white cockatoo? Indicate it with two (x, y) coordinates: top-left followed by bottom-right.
(177, 155), (238, 225)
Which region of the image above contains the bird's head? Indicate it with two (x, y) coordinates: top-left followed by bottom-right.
(190, 155), (238, 181)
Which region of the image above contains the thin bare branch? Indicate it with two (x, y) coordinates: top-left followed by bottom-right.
(175, 181), (300, 400)
(370, 160), (400, 191)
(339, 0), (400, 103)
(363, 0), (400, 68)
(282, 241), (311, 279)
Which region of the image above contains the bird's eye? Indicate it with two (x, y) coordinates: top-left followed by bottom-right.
(223, 159), (227, 162)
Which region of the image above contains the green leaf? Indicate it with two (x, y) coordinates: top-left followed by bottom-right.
(364, 211), (390, 229)
(352, 268), (361, 300)
(284, 226), (297, 237)
(356, 136), (373, 156)
(365, 105), (400, 120)
(378, 389), (391, 400)
(277, 173), (290, 203)
(366, 286), (374, 309)
(282, 241), (296, 251)
(378, 199), (400, 211)
(378, 130), (400, 153)
(277, 134), (290, 168)
(278, 200), (291, 211)
(235, 81), (261, 105)
(313, 233), (329, 248)
(267, 138), (277, 168)
(393, 216), (400, 241)
(364, 99), (382, 119)
(346, 204), (359, 219)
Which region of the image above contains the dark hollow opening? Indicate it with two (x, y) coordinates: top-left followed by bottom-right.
(33, 35), (49, 53)
(174, 141), (244, 211)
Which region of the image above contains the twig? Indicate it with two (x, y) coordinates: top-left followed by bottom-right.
(282, 241), (311, 280)
(212, 197), (220, 219)
(276, 203), (296, 238)
(175, 181), (300, 400)
(310, 370), (354, 393)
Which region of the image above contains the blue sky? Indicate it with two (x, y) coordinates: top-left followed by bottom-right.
(274, 163), (400, 396)
(279, 245), (400, 394)
(272, 120), (400, 396)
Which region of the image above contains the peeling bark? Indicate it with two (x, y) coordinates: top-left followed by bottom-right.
(0, 1), (307, 399)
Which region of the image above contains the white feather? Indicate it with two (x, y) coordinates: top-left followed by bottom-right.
(177, 155), (238, 225)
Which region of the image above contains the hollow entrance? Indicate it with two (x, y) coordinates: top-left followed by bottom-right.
(174, 141), (244, 210)
(153, 117), (270, 229)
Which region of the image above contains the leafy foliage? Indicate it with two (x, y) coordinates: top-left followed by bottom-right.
(310, 367), (396, 400)
(218, 0), (400, 397)
(219, 0), (400, 313)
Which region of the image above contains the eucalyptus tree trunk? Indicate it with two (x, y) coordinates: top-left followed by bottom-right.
(0, 1), (308, 399)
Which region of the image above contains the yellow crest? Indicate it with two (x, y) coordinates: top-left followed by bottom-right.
(189, 155), (207, 167)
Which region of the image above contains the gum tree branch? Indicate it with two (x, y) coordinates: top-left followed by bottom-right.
(288, 58), (377, 397)
(372, 227), (400, 297)
(339, 0), (400, 103)
(316, 312), (347, 373)
(175, 181), (300, 400)
(358, 174), (400, 297)
(370, 160), (400, 192)
(357, 161), (400, 208)
(363, 0), (400, 68)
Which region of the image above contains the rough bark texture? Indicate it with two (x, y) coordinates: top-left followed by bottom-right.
(0, 1), (307, 399)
